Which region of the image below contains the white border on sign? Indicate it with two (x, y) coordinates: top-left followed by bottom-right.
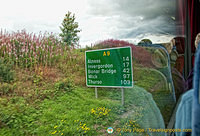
(85, 46), (132, 53)
(85, 46), (134, 88)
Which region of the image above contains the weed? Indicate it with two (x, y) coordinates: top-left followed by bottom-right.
(0, 83), (16, 95)
(0, 30), (68, 67)
(33, 74), (43, 86)
(90, 107), (111, 119)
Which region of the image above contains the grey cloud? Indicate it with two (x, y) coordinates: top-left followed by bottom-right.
(87, 0), (176, 40)
(115, 0), (175, 20)
(120, 16), (176, 39)
(88, 0), (175, 20)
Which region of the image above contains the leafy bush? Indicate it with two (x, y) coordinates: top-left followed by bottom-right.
(94, 39), (134, 49)
(0, 97), (40, 135)
(0, 83), (16, 95)
(54, 78), (75, 92)
(33, 74), (43, 86)
(0, 59), (14, 83)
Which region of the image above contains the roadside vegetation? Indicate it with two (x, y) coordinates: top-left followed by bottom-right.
(0, 30), (149, 136)
(0, 26), (174, 136)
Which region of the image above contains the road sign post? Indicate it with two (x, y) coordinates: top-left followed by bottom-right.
(121, 88), (124, 106)
(95, 87), (98, 98)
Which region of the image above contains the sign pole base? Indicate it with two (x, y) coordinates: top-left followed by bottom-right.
(95, 87), (98, 98)
(121, 88), (124, 106)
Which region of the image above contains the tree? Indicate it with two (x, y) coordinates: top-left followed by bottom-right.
(59, 11), (81, 47)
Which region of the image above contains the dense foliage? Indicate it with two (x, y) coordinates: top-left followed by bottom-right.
(0, 59), (14, 83)
(0, 30), (67, 68)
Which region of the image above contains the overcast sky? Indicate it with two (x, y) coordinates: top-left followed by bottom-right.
(0, 0), (176, 47)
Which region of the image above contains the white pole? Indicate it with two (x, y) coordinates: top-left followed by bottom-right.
(121, 88), (124, 106)
(95, 87), (98, 98)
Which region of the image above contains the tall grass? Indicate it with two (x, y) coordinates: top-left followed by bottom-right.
(0, 29), (68, 68)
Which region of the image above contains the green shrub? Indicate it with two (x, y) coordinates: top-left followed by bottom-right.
(0, 97), (40, 135)
(33, 74), (43, 86)
(54, 78), (75, 92)
(0, 59), (14, 83)
(0, 83), (16, 95)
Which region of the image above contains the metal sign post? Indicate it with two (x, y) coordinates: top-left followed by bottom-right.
(95, 87), (98, 98)
(121, 88), (124, 106)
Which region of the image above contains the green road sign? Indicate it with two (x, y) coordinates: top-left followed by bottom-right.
(85, 46), (133, 87)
